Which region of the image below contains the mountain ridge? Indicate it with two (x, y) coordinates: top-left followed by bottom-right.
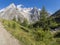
(0, 3), (40, 23)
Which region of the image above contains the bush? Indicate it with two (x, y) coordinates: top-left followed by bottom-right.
(12, 22), (16, 29)
(21, 18), (28, 27)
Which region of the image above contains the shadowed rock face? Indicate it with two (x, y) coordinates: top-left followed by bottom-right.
(30, 7), (40, 23)
(50, 10), (60, 31)
(0, 3), (40, 23)
(51, 10), (60, 23)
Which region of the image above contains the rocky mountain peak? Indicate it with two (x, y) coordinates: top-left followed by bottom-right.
(8, 3), (16, 8)
(0, 3), (40, 23)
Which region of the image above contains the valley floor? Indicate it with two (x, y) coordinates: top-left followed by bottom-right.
(0, 22), (21, 45)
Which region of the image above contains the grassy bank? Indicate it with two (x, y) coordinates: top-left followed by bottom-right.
(0, 19), (60, 45)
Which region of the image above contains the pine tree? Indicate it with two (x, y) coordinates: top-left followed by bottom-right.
(12, 22), (16, 29)
(17, 17), (21, 24)
(13, 16), (16, 22)
(39, 6), (49, 30)
(21, 18), (28, 27)
(49, 17), (58, 29)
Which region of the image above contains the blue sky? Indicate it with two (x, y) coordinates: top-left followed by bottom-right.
(0, 0), (60, 13)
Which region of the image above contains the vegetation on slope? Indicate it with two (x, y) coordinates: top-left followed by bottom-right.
(0, 6), (60, 45)
(0, 19), (59, 45)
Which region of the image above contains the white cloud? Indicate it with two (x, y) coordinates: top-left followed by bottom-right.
(0, 8), (5, 12)
(38, 8), (41, 11)
(17, 4), (23, 8)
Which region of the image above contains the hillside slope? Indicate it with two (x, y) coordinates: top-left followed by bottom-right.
(1, 19), (60, 45)
(51, 10), (60, 23)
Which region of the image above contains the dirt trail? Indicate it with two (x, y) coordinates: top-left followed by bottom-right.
(0, 23), (21, 45)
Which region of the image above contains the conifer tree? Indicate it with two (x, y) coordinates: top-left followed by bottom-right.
(21, 18), (28, 27)
(13, 16), (16, 21)
(39, 6), (49, 30)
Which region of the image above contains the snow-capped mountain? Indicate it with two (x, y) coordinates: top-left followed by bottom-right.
(0, 3), (40, 23)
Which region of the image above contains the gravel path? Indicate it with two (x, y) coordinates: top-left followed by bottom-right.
(0, 23), (21, 45)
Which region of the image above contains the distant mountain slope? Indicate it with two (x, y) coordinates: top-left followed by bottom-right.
(0, 3), (24, 22)
(51, 10), (60, 23)
(0, 3), (40, 23)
